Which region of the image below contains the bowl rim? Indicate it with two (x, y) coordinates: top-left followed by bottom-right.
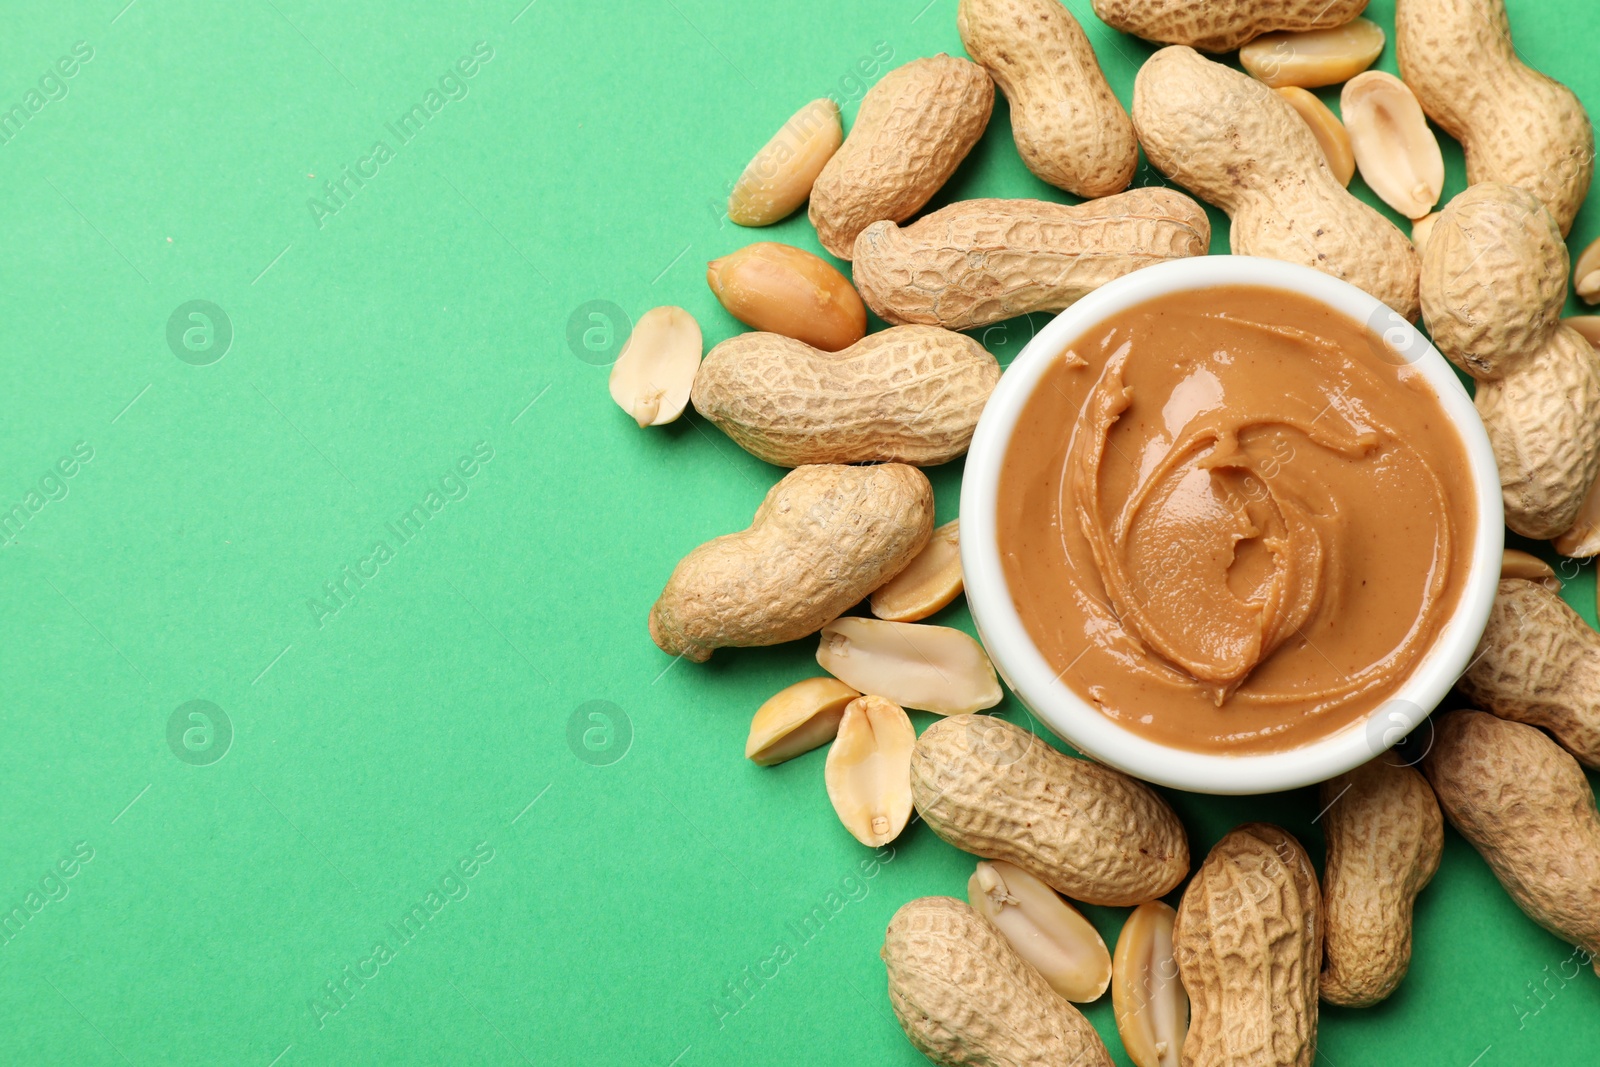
(959, 255), (1505, 795)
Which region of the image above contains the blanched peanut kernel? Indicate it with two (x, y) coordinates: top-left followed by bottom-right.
(1575, 236), (1600, 304)
(1242, 18), (1386, 89)
(1411, 211), (1440, 256)
(1500, 548), (1561, 589)
(824, 695), (915, 847)
(1341, 72), (1444, 220)
(1113, 901), (1188, 1067)
(871, 519), (963, 622)
(608, 307), (702, 427)
(1275, 87), (1355, 187)
(1554, 480), (1600, 559)
(1565, 316), (1600, 349)
(968, 860), (1112, 1002)
(817, 617), (1001, 715)
(746, 676), (859, 765)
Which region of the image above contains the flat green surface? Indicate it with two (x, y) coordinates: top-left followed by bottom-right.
(1, 0), (1597, 1064)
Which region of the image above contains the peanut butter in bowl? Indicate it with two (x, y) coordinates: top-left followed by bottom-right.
(998, 284), (1475, 755)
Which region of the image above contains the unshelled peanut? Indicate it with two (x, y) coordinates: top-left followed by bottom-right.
(1424, 711), (1600, 976)
(649, 464), (932, 661)
(1174, 824), (1322, 1067)
(692, 326), (999, 467)
(911, 715), (1189, 906)
(1318, 759), (1443, 1007)
(1133, 46), (1420, 320)
(1092, 0), (1368, 53)
(1459, 579), (1600, 769)
(1420, 182), (1600, 539)
(883, 897), (1114, 1067)
(809, 56), (993, 259)
(957, 0), (1136, 198)
(851, 190), (1210, 331)
(1397, 0), (1593, 236)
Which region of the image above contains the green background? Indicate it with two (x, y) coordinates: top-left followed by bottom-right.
(0, 0), (1595, 1063)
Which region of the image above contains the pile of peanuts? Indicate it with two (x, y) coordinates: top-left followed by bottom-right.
(605, 1), (1600, 1063)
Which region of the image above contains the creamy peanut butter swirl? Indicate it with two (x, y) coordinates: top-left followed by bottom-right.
(999, 287), (1473, 754)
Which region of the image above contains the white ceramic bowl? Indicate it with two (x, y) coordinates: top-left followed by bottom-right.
(960, 256), (1504, 795)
